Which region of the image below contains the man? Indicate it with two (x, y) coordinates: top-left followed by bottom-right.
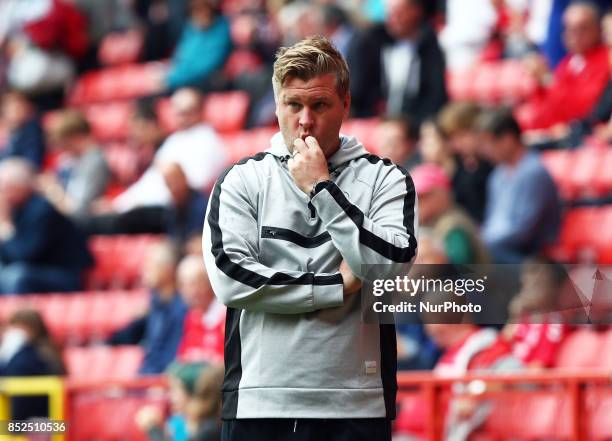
(176, 254), (225, 365)
(349, 0), (447, 125)
(374, 116), (420, 171)
(411, 164), (488, 265)
(517, 1), (610, 130)
(159, 161), (208, 252)
(0, 158), (93, 294)
(203, 37), (418, 441)
(0, 91), (46, 169)
(41, 109), (110, 219)
(479, 110), (561, 264)
(113, 87), (226, 211)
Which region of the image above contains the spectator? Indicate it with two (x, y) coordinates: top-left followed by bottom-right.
(186, 364), (224, 441)
(3, 0), (88, 99)
(0, 91), (46, 169)
(321, 4), (357, 59)
(41, 109), (110, 220)
(411, 164), (489, 264)
(438, 102), (493, 224)
(375, 115), (420, 170)
(136, 361), (207, 441)
(418, 118), (456, 174)
(176, 255), (225, 365)
(0, 158), (93, 294)
(349, 0), (447, 126)
(113, 88), (227, 212)
(162, 0), (232, 92)
(159, 161), (207, 253)
(108, 241), (188, 375)
(126, 99), (167, 185)
(502, 258), (571, 369)
(478, 109), (561, 264)
(439, 0), (498, 69)
(517, 2), (610, 130)
(0, 309), (64, 420)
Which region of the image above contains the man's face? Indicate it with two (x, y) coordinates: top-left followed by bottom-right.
(0, 175), (30, 208)
(385, 0), (422, 40)
(563, 6), (600, 55)
(1, 96), (31, 130)
(276, 73), (349, 157)
(479, 132), (514, 165)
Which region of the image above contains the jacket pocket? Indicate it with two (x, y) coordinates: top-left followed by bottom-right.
(260, 226), (331, 248)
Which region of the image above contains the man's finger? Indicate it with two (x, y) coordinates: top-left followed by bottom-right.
(304, 136), (321, 151)
(293, 138), (308, 155)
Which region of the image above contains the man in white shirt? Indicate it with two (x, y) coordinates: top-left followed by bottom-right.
(113, 87), (227, 212)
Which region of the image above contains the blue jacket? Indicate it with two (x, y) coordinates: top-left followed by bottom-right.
(166, 17), (232, 90)
(140, 292), (188, 375)
(0, 194), (93, 270)
(0, 117), (46, 169)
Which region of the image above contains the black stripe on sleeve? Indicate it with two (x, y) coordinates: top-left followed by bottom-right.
(208, 153), (343, 288)
(318, 157), (417, 262)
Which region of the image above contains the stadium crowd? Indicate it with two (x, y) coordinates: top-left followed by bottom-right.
(0, 0), (611, 439)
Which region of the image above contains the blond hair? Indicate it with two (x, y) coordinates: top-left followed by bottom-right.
(438, 102), (481, 137)
(272, 36), (349, 100)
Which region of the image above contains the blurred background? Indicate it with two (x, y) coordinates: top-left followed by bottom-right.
(0, 0), (610, 440)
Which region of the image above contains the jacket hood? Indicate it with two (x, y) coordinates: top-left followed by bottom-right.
(267, 132), (369, 169)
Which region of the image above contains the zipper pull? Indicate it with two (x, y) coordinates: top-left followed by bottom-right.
(308, 202), (316, 219)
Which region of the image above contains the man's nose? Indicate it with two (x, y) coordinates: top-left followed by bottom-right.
(298, 107), (314, 129)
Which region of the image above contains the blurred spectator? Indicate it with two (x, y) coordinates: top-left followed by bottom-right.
(349, 0), (447, 126)
(159, 161), (207, 252)
(2, 0), (88, 98)
(176, 255), (225, 364)
(114, 88), (226, 212)
(375, 116), (420, 170)
(412, 164), (489, 265)
(438, 102), (493, 224)
(321, 4), (357, 59)
(418, 118), (455, 174)
(125, 99), (167, 185)
(108, 241), (188, 375)
(136, 361), (207, 441)
(41, 109), (110, 220)
(186, 364), (223, 441)
(162, 0), (232, 92)
(0, 309), (64, 420)
(0, 158), (93, 294)
(502, 258), (571, 369)
(135, 0), (189, 62)
(479, 110), (561, 264)
(439, 0), (498, 69)
(0, 91), (46, 169)
(517, 2), (610, 130)
(73, 0), (134, 51)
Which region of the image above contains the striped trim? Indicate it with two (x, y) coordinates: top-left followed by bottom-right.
(261, 226), (332, 248)
(207, 153), (343, 288)
(316, 155), (417, 263)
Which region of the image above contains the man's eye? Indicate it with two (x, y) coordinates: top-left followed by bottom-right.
(288, 102), (301, 109)
(313, 102), (327, 111)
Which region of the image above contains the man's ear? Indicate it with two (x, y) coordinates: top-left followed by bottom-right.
(343, 92), (351, 119)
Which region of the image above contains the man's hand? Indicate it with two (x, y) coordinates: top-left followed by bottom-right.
(288, 136), (331, 194)
(339, 260), (361, 296)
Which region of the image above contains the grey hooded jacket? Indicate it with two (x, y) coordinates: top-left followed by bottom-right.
(203, 132), (418, 420)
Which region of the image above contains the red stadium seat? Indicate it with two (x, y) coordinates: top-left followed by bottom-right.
(566, 148), (606, 199)
(104, 142), (141, 184)
(592, 149), (612, 196)
(541, 150), (574, 200)
(64, 345), (144, 380)
(341, 119), (382, 154)
(221, 127), (277, 163)
(586, 387), (612, 441)
(157, 91), (250, 134)
(98, 30), (144, 66)
(554, 328), (602, 368)
(447, 61), (537, 105)
(87, 235), (164, 289)
(203, 91), (250, 133)
(82, 102), (134, 141)
(68, 62), (168, 105)
(68, 381), (167, 441)
(223, 49), (263, 80)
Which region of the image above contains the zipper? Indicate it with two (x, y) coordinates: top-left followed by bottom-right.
(261, 226), (331, 248)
